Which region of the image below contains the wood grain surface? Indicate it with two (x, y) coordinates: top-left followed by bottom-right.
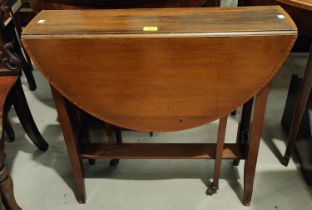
(22, 6), (297, 131)
(23, 6), (296, 36)
(80, 143), (240, 159)
(0, 75), (21, 210)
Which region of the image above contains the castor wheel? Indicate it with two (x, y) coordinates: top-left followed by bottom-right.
(109, 159), (119, 167)
(88, 159), (96, 165)
(206, 183), (218, 196)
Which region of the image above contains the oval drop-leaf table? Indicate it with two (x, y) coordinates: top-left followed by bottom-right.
(22, 6), (297, 206)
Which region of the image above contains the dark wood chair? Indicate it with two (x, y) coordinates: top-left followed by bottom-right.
(0, 67), (48, 209)
(1, 0), (41, 144)
(3, 0), (37, 90)
(1, 0), (48, 149)
(0, 71), (21, 210)
(0, 1), (49, 208)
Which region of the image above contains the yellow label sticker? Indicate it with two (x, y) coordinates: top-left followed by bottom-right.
(143, 26), (158, 32)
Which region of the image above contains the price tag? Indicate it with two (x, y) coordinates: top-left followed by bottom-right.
(143, 26), (158, 32)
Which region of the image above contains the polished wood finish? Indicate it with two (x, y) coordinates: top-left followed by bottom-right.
(0, 76), (21, 210)
(277, 0), (312, 37)
(23, 7), (296, 132)
(26, 1), (222, 139)
(239, 0), (311, 52)
(22, 6), (296, 205)
(23, 7), (296, 35)
(80, 143), (240, 159)
(275, 0), (312, 166)
(51, 86), (86, 203)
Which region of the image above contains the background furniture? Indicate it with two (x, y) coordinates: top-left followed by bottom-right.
(1, 0), (43, 145)
(238, 0), (312, 167)
(0, 69), (20, 210)
(239, 0), (311, 51)
(2, 0), (37, 90)
(239, 0), (275, 5)
(22, 6), (296, 205)
(0, 0), (49, 208)
(275, 0), (312, 167)
(0, 0), (48, 150)
(29, 0), (220, 11)
(0, 68), (48, 209)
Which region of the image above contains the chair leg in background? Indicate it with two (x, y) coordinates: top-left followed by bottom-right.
(233, 98), (254, 166)
(283, 49), (312, 166)
(12, 80), (48, 151)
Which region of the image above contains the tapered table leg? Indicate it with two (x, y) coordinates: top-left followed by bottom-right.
(207, 115), (228, 195)
(283, 48), (312, 166)
(243, 85), (269, 206)
(51, 86), (86, 203)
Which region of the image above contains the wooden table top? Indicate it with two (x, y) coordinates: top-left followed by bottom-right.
(278, 0), (312, 11)
(23, 6), (296, 37)
(22, 6), (297, 131)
